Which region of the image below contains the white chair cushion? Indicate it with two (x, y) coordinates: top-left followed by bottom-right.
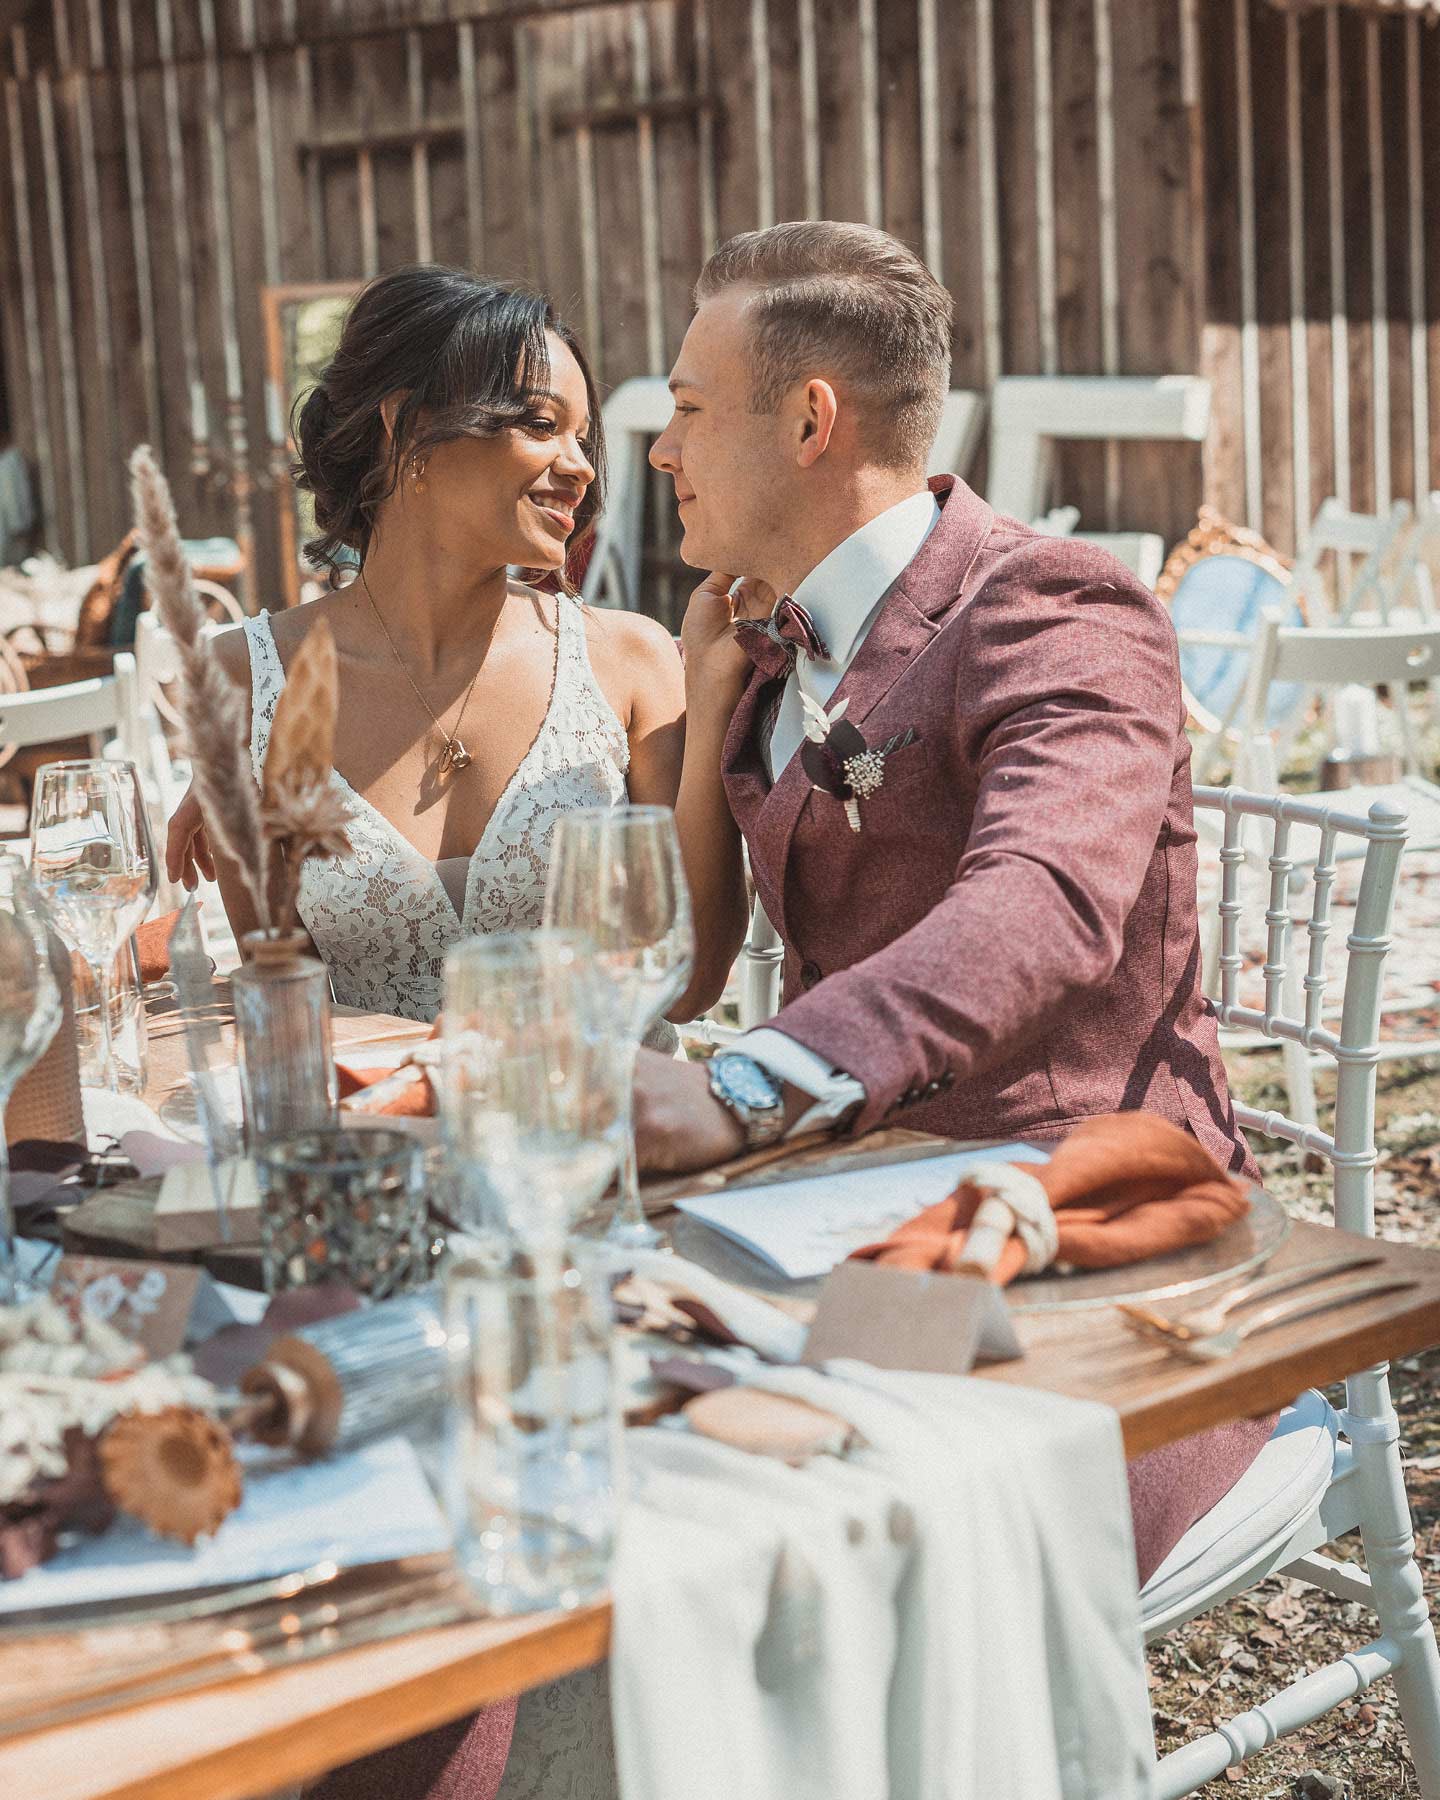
(1140, 1389), (1339, 1627)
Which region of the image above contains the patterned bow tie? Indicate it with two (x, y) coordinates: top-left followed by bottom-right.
(732, 597), (831, 680)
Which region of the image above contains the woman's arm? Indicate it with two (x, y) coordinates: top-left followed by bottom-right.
(597, 597), (750, 1021)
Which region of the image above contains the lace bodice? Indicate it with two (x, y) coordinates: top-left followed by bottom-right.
(243, 596), (630, 1022)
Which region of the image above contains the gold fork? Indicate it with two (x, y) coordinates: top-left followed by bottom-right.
(1116, 1252), (1383, 1345)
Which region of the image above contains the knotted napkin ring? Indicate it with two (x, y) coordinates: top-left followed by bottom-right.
(950, 1163), (1059, 1278)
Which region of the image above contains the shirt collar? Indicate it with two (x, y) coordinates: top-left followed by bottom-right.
(789, 489), (942, 667)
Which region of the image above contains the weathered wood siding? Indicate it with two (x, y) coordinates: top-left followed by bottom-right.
(0, 0), (1434, 611)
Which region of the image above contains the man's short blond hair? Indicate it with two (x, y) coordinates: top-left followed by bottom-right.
(695, 221), (953, 470)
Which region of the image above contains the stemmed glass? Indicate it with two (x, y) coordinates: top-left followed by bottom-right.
(439, 929), (627, 1256)
(0, 852), (62, 1300)
(29, 760), (157, 1096)
(544, 805), (695, 1249)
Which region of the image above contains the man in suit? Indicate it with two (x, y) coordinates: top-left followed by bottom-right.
(635, 219), (1274, 1583)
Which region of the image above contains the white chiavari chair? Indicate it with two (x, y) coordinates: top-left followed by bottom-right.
(1144, 785), (1440, 1796)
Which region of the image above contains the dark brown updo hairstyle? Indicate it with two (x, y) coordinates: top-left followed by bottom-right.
(293, 265), (605, 586)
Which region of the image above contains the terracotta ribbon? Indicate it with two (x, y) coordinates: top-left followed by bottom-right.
(851, 1112), (1250, 1285)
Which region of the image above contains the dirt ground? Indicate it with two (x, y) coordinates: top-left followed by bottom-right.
(1149, 1051), (1440, 1797)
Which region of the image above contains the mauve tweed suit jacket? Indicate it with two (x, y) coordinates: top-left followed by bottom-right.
(723, 474), (1256, 1181)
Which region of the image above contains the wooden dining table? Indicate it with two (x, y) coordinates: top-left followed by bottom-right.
(3, 991), (1440, 1800)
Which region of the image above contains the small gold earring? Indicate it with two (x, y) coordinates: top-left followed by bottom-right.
(409, 455), (427, 494)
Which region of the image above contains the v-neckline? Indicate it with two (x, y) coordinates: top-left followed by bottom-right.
(261, 602), (568, 933)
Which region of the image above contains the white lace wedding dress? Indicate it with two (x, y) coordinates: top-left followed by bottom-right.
(245, 594), (633, 1796)
(245, 592), (634, 1021)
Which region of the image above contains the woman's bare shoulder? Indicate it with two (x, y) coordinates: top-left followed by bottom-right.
(578, 602), (679, 670)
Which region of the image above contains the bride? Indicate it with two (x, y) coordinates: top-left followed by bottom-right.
(166, 262), (750, 1033)
(165, 264), (758, 1800)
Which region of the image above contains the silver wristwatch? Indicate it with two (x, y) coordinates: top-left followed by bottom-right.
(706, 1053), (787, 1149)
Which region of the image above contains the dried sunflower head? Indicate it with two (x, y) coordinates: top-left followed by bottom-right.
(260, 771), (352, 863)
(99, 1407), (243, 1546)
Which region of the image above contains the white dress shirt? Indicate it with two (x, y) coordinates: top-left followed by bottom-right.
(737, 489), (941, 1131)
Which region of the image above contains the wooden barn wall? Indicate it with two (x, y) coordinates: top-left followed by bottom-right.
(4, 0), (1427, 613)
(1201, 1), (1439, 556)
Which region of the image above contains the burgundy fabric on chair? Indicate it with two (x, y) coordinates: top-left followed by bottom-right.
(303, 1700), (518, 1800)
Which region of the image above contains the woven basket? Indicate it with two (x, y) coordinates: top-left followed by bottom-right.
(6, 932), (83, 1146)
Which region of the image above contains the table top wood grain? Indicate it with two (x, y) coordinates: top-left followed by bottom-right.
(5, 1000), (1439, 1800)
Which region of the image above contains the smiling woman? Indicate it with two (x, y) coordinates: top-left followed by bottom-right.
(165, 265), (752, 1040)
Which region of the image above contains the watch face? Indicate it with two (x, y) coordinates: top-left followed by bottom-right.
(718, 1056), (782, 1111)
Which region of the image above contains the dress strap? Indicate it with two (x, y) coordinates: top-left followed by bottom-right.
(241, 612), (284, 786)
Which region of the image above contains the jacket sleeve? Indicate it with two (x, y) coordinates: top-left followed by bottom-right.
(767, 552), (1185, 1135)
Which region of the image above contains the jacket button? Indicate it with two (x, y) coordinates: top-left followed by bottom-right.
(800, 960), (821, 990)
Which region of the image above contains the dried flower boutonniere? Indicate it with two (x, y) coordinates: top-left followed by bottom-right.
(798, 692), (917, 834)
(129, 446), (351, 940)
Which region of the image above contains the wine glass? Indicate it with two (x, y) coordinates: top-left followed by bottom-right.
(544, 805), (695, 1249)
(439, 930), (626, 1255)
(29, 760), (157, 1096)
(0, 852), (62, 1300)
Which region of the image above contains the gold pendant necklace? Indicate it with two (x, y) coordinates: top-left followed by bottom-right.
(361, 576), (480, 776)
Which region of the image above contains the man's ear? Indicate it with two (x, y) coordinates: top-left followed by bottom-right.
(795, 378), (838, 469)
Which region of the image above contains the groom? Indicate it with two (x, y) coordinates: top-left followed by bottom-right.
(634, 219), (1274, 1583)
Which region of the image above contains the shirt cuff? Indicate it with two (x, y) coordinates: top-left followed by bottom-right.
(735, 1028), (867, 1137)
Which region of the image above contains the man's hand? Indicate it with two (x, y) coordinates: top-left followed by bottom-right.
(632, 1047), (746, 1174)
(165, 785), (216, 890)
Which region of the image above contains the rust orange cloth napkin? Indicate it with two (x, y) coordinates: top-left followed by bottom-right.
(335, 1056), (437, 1118)
(136, 910), (181, 984)
(852, 1112), (1250, 1284)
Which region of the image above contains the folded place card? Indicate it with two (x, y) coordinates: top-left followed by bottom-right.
(800, 1261), (1023, 1377)
(153, 1157), (261, 1252)
(675, 1142), (1050, 1282)
(48, 1255), (209, 1359)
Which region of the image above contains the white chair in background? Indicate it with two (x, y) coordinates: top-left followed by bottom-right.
(582, 378), (987, 612)
(1290, 497), (1416, 626)
(1145, 784), (1440, 1796)
(1219, 609), (1440, 1123)
(0, 674), (119, 755)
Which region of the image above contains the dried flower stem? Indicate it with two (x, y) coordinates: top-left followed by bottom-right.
(127, 446), (271, 929)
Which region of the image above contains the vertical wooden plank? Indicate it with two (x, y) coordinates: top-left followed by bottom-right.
(798, 0), (822, 221)
(4, 45), (56, 549)
(813, 0), (863, 227)
(974, 0), (1002, 388)
(916, 0), (941, 278)
(993, 0), (1040, 378)
(70, 41), (119, 549)
(749, 0), (774, 228)
(116, 0), (162, 456)
(243, 0), (283, 291)
(1284, 11), (1309, 550)
(156, 0), (208, 483)
(1232, 0), (1261, 530)
(457, 19), (484, 270)
(1298, 7), (1334, 532)
(1198, 0), (1245, 528)
(1050, 0), (1106, 523)
(296, 41), (327, 278)
(632, 6), (665, 374)
(513, 19), (543, 290)
(1031, 0), (1057, 375)
(587, 14), (647, 388)
(571, 19), (603, 371)
(1108, 0), (1201, 548)
(857, 0), (881, 227)
(710, 0), (760, 246)
(36, 67), (87, 557)
(1404, 16), (1429, 502)
(761, 0), (805, 225)
(406, 30), (432, 262)
(1339, 5), (1374, 516)
(1365, 15), (1389, 513)
(693, 0), (719, 258)
(198, 0), (256, 605)
(875, 0), (921, 252)
(1325, 3), (1350, 511)
(1250, 0), (1293, 552)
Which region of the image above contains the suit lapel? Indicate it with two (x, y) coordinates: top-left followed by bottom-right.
(724, 476), (996, 941)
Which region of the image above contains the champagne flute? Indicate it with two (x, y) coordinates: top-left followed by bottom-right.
(0, 852), (62, 1300)
(544, 806), (695, 1249)
(29, 760), (158, 1096)
(439, 930), (626, 1254)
